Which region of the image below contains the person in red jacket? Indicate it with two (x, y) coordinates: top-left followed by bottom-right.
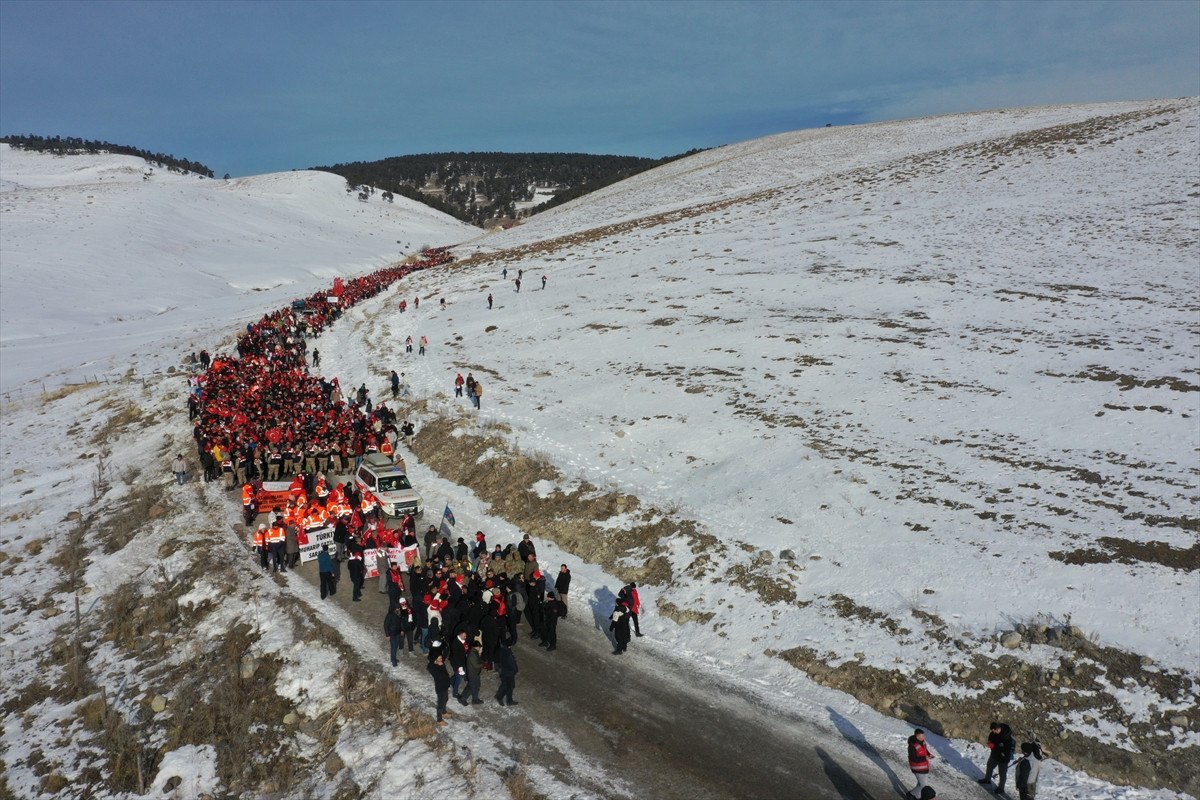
(622, 581), (643, 636)
(907, 728), (935, 799)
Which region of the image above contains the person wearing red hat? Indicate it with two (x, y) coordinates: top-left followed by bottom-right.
(471, 531), (488, 572)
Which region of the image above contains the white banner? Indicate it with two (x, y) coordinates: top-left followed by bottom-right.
(298, 526), (335, 563)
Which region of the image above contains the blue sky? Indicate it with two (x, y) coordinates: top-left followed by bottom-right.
(1, 0), (1197, 176)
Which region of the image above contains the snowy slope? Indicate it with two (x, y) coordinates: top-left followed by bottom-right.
(0, 100), (1197, 800)
(331, 98), (1200, 779)
(0, 145), (476, 392)
(414, 98), (1200, 670)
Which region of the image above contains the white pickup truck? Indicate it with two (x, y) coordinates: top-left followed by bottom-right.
(355, 453), (423, 518)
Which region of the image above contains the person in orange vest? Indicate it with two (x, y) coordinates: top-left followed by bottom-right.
(252, 523), (269, 571)
(267, 520), (287, 572)
(308, 504), (329, 530)
(282, 500), (298, 529)
(380, 438), (394, 460)
(242, 483), (257, 526)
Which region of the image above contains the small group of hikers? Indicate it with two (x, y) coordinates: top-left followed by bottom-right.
(907, 721), (1045, 800)
(453, 371), (484, 409)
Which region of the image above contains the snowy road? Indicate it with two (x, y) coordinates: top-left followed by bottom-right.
(284, 554), (911, 800)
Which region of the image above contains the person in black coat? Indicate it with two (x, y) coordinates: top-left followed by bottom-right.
(494, 640), (519, 706)
(333, 516), (349, 560)
(199, 448), (216, 482)
(525, 570), (545, 639)
(423, 525), (440, 560)
(479, 608), (502, 666)
(463, 643), (484, 705)
(978, 721), (1017, 793)
(554, 564), (572, 611)
(409, 562), (429, 602)
(517, 534), (536, 562)
(540, 591), (565, 651)
(610, 599), (632, 654)
(412, 597), (430, 653)
(384, 605), (405, 666)
(426, 653), (452, 725)
(346, 537), (366, 601)
(447, 630), (470, 701)
(386, 598), (416, 658)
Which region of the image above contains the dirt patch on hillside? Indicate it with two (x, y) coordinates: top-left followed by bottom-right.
(406, 404), (811, 610)
(1049, 537), (1200, 571)
(449, 185), (784, 269)
(410, 415), (683, 586)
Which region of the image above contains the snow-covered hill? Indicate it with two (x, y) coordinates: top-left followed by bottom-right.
(1, 100), (1197, 800)
(0, 145), (475, 392)
(377, 98), (1199, 787)
(425, 97), (1199, 671)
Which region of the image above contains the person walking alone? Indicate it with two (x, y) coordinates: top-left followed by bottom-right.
(487, 293), (493, 310)
(541, 274), (547, 290)
(427, 652), (452, 726)
(419, 335), (428, 356)
(907, 728), (935, 799)
(172, 454), (189, 485)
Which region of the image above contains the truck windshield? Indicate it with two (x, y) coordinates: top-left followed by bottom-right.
(377, 475), (411, 493)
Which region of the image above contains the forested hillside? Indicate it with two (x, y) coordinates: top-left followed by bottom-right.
(312, 150), (703, 226)
(0, 134), (216, 177)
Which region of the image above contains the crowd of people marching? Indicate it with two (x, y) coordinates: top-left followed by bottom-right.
(181, 248), (645, 728)
(181, 251), (1051, 794)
